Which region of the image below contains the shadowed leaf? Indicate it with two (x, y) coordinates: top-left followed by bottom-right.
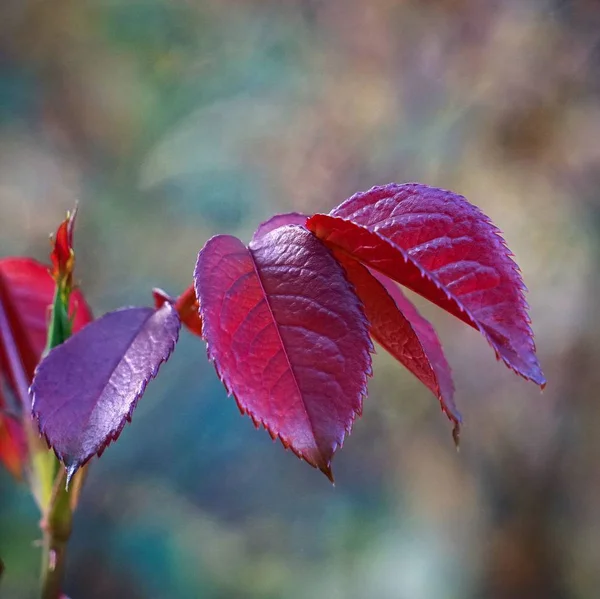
(31, 304), (181, 484)
(307, 183), (544, 387)
(333, 252), (460, 434)
(194, 226), (372, 480)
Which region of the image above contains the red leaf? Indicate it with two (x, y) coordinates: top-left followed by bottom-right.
(0, 398), (26, 479)
(307, 183), (544, 386)
(194, 226), (373, 480)
(333, 251), (460, 429)
(153, 286), (202, 337)
(0, 258), (92, 389)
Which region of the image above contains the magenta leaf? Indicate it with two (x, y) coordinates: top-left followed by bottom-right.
(194, 226), (373, 480)
(333, 250), (460, 432)
(307, 183), (544, 387)
(31, 304), (181, 484)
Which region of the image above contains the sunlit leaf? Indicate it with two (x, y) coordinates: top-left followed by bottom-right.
(307, 183), (544, 386)
(31, 304), (181, 484)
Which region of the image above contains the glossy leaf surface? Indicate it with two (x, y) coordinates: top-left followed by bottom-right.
(194, 226), (372, 479)
(31, 304), (181, 482)
(307, 183), (544, 386)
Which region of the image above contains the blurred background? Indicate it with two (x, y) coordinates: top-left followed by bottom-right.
(0, 0), (598, 597)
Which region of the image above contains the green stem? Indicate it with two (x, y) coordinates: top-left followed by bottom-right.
(40, 471), (72, 599)
(39, 285), (76, 598)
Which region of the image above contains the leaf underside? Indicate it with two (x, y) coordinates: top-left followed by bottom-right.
(31, 304), (181, 483)
(194, 226), (373, 480)
(307, 183), (545, 387)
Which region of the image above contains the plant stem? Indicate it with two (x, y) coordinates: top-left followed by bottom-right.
(39, 286), (77, 598)
(40, 470), (72, 599)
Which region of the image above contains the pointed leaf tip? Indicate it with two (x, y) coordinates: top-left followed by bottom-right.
(452, 422), (461, 450)
(195, 227), (372, 474)
(65, 463), (78, 491)
(321, 463), (335, 485)
(31, 304), (181, 472)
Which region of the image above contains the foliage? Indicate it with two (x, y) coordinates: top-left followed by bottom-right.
(0, 182), (543, 597)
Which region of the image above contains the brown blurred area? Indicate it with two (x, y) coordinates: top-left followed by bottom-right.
(1, 1), (600, 598)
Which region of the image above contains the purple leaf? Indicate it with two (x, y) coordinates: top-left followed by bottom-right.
(194, 226), (373, 480)
(31, 304), (181, 484)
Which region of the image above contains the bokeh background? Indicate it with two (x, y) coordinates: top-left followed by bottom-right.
(0, 0), (598, 597)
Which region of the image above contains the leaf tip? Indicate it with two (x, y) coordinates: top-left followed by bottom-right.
(451, 420), (461, 451)
(65, 463), (79, 490)
(320, 462), (335, 485)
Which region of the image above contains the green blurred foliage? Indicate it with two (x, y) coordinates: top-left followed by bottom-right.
(1, 0), (600, 597)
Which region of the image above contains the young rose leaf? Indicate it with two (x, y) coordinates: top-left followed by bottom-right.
(153, 285), (202, 337)
(333, 251), (460, 431)
(194, 226), (373, 480)
(307, 183), (544, 386)
(50, 205), (77, 291)
(31, 304), (181, 484)
(0, 258), (92, 407)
